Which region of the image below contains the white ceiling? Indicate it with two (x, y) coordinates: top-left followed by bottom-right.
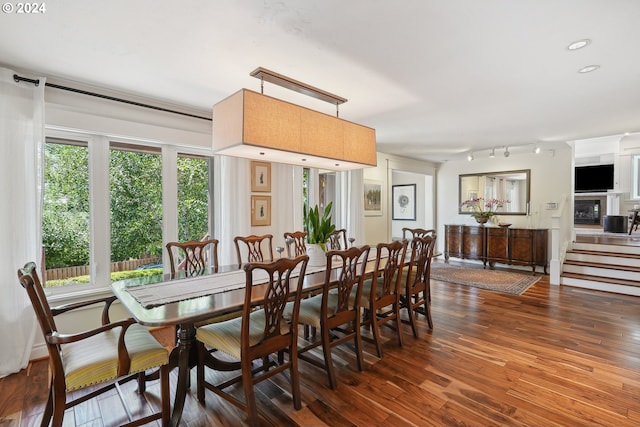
(2, 0), (639, 162)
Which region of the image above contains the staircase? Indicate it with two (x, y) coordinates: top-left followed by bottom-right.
(562, 238), (640, 296)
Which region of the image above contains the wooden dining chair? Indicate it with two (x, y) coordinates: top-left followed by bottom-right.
(402, 227), (436, 240)
(329, 228), (348, 250)
(17, 262), (171, 427)
(284, 231), (307, 257)
(357, 240), (408, 358)
(294, 245), (371, 389)
(195, 255), (309, 427)
(166, 237), (219, 276)
(234, 234), (274, 266)
(401, 234), (436, 334)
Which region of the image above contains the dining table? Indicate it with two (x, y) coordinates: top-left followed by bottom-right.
(111, 251), (382, 426)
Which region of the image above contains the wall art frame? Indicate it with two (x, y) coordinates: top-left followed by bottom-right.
(364, 179), (383, 216)
(392, 184), (416, 220)
(251, 160), (271, 192)
(251, 195), (271, 226)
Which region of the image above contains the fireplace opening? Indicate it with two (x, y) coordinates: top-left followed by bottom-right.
(575, 199), (601, 225)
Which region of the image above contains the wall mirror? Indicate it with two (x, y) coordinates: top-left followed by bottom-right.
(459, 169), (530, 215)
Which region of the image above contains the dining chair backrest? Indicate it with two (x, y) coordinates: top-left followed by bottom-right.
(329, 228), (348, 250)
(370, 239), (409, 298)
(402, 227), (436, 240)
(242, 255), (309, 356)
(166, 238), (219, 276)
(284, 231), (307, 258)
(18, 263), (58, 356)
(324, 245), (371, 320)
(403, 234), (437, 333)
(234, 234), (274, 266)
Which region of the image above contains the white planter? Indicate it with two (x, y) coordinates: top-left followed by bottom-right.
(306, 243), (326, 267)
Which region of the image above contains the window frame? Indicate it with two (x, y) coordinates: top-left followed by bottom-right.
(44, 127), (213, 303)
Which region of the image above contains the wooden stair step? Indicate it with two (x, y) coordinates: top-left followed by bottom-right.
(562, 259), (640, 273)
(567, 249), (640, 260)
(561, 272), (640, 288)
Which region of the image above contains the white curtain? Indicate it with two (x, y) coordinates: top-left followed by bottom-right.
(335, 169), (365, 246)
(0, 67), (45, 377)
(213, 156), (251, 266)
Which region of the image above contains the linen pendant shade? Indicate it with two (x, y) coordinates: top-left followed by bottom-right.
(212, 70), (377, 171)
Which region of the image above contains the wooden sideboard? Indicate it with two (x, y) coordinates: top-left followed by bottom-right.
(444, 225), (548, 274)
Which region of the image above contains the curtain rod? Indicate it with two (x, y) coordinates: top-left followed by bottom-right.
(13, 74), (212, 121)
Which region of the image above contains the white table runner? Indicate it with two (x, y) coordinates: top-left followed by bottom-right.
(124, 249), (380, 309)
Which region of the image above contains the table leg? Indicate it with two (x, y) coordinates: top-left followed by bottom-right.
(170, 323), (196, 427)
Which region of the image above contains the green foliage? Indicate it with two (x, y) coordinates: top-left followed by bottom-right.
(177, 157), (209, 241)
(303, 201), (336, 251)
(43, 144), (90, 269)
(109, 149), (163, 261)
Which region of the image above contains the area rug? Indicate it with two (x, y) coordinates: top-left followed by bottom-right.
(430, 262), (540, 295)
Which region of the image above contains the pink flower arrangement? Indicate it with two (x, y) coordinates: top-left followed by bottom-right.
(461, 197), (510, 218)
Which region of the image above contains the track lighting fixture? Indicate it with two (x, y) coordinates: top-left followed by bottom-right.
(503, 146), (510, 157)
(534, 145), (541, 154)
(489, 148), (495, 158)
(467, 152), (474, 161)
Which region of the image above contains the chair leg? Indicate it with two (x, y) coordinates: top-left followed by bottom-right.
(51, 386), (66, 427)
(196, 342), (206, 404)
(321, 325), (337, 389)
(407, 298), (419, 338)
(424, 292), (433, 329)
(394, 303), (404, 348)
(40, 385), (54, 427)
(137, 371), (146, 393)
(354, 321), (364, 372)
(370, 308), (384, 359)
(160, 364), (171, 427)
(289, 345), (302, 410)
(242, 359), (259, 427)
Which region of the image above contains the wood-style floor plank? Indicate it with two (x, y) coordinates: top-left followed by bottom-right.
(2, 265), (640, 426)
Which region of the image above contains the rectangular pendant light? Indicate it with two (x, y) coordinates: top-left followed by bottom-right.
(212, 69), (377, 171)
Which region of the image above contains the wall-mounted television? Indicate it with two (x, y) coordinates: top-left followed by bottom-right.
(575, 164), (614, 193)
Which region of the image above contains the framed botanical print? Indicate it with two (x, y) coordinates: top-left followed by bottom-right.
(392, 184), (416, 220)
(251, 161), (271, 192)
(251, 195), (271, 226)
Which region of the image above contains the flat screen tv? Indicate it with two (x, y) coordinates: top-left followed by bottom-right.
(575, 164), (614, 193)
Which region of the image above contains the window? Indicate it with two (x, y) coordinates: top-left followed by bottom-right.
(177, 154), (210, 241)
(110, 143), (163, 265)
(42, 139), (90, 288)
(42, 130), (213, 295)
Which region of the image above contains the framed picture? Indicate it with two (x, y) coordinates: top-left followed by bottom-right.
(251, 195), (271, 226)
(392, 184), (416, 220)
(251, 161), (271, 192)
(364, 180), (383, 216)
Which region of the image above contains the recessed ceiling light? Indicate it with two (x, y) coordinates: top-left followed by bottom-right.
(568, 39), (591, 50)
(578, 65), (600, 73)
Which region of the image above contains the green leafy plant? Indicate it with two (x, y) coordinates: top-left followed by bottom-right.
(303, 201), (336, 251)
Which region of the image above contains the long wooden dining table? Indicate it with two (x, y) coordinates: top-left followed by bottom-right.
(111, 253), (381, 426)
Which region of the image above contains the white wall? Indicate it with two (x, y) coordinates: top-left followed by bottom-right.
(363, 152), (438, 245)
(436, 142), (573, 256)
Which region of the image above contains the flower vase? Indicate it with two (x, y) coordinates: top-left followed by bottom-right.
(475, 216), (489, 225)
(306, 243), (326, 267)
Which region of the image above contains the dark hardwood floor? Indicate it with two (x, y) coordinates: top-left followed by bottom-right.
(2, 264), (640, 426)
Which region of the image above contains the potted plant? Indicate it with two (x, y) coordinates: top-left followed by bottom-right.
(303, 201), (336, 266)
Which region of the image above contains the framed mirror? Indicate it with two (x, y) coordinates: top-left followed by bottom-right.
(459, 169), (530, 215)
